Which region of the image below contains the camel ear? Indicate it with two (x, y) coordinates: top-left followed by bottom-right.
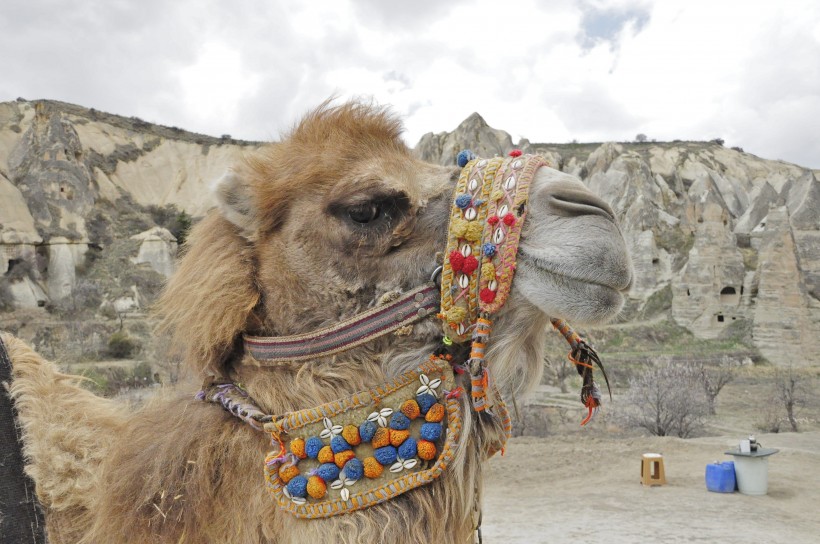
(214, 171), (257, 234)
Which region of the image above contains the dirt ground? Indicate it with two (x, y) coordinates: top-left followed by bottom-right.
(482, 431), (820, 544)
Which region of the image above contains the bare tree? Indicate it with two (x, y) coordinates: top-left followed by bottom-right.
(775, 367), (808, 432)
(544, 354), (573, 394)
(698, 357), (735, 415)
(623, 361), (709, 438)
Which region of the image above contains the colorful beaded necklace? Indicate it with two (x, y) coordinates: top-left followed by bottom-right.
(198, 150), (609, 522)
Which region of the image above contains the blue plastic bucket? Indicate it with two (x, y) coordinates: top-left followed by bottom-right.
(705, 461), (736, 493)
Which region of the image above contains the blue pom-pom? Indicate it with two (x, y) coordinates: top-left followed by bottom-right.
(482, 243), (497, 257)
(389, 412), (411, 430)
(359, 420), (377, 443)
(455, 194), (472, 209)
(305, 436), (323, 459)
(374, 446), (398, 465)
(286, 475), (308, 498)
(316, 462), (340, 482)
(343, 458), (364, 480)
(457, 149), (475, 168)
(331, 435), (351, 453)
(416, 393), (437, 415)
(398, 437), (418, 460)
(420, 422), (442, 441)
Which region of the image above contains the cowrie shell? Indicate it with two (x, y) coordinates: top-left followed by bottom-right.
(493, 228), (505, 244)
(504, 176), (517, 190)
(489, 280), (498, 291)
(469, 178), (479, 191)
(464, 207), (477, 220)
(498, 204), (509, 217)
(461, 244), (472, 256)
(458, 274), (470, 288)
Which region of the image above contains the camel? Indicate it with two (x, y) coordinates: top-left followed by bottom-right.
(1, 101), (632, 543)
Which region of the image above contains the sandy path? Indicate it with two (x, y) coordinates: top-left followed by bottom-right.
(483, 432), (820, 543)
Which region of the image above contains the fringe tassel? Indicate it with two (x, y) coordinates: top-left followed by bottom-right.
(469, 317), (493, 411)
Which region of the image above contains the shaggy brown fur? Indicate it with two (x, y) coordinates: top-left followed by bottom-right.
(4, 101), (631, 543)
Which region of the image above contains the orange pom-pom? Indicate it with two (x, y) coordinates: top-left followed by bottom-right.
(341, 425), (361, 446)
(372, 427), (391, 448)
(307, 475), (327, 499)
(418, 440), (437, 461)
(363, 456), (384, 478)
(425, 403), (445, 423)
(400, 399), (421, 420)
(390, 429), (410, 447)
(290, 437), (307, 459)
(317, 445), (334, 464)
(334, 450), (356, 468)
(278, 464), (299, 483)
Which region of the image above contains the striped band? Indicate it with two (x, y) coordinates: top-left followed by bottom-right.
(243, 283), (439, 363)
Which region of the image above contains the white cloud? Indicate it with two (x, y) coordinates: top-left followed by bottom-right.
(0, 0), (818, 168)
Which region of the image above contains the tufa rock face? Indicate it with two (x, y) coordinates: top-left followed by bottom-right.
(415, 113), (514, 165)
(130, 227), (178, 278)
(0, 99), (259, 310)
(417, 115), (820, 365)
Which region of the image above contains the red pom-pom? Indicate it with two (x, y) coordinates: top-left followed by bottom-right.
(480, 288), (496, 303)
(509, 150), (522, 157)
(487, 215), (500, 226)
(503, 213), (516, 226)
(462, 255), (479, 275)
(449, 250), (464, 272)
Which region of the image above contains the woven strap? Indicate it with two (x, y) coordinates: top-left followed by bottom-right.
(244, 283), (439, 363)
(439, 154), (547, 342)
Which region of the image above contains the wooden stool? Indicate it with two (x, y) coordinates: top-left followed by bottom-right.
(641, 453), (667, 486)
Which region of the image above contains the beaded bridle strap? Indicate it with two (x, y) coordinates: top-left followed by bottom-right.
(439, 152), (547, 411)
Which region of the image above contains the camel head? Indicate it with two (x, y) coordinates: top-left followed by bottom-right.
(158, 102), (632, 396)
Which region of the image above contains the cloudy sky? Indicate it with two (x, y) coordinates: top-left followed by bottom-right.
(2, 0), (819, 168)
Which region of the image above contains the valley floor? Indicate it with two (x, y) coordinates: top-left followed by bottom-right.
(483, 431), (820, 544)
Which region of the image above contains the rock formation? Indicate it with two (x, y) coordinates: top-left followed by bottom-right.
(0, 99), (258, 310)
(1, 99), (818, 365)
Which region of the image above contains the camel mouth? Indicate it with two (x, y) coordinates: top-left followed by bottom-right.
(513, 253), (630, 324)
(517, 251), (633, 293)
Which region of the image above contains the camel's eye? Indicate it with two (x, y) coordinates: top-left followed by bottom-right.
(348, 203), (381, 225)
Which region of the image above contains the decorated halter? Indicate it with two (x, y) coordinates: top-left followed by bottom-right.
(197, 149), (609, 524)
(438, 150), (544, 413)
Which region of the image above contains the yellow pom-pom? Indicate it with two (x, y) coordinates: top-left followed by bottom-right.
(400, 399), (421, 420)
(451, 218), (467, 239)
(307, 475), (327, 499)
(317, 446), (334, 464)
(278, 464), (299, 483)
(334, 450), (356, 468)
(390, 429), (410, 447)
(342, 425), (362, 446)
(290, 437), (307, 459)
(481, 262), (496, 280)
(363, 457), (384, 479)
(372, 427), (391, 449)
(418, 440), (437, 461)
(425, 403), (445, 423)
(463, 221), (484, 242)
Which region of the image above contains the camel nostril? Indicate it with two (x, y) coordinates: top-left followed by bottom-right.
(548, 190), (616, 222)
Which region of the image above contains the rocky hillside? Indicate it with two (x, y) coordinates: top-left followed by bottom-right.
(1, 100), (818, 367)
(0, 99), (258, 318)
(418, 114), (820, 365)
